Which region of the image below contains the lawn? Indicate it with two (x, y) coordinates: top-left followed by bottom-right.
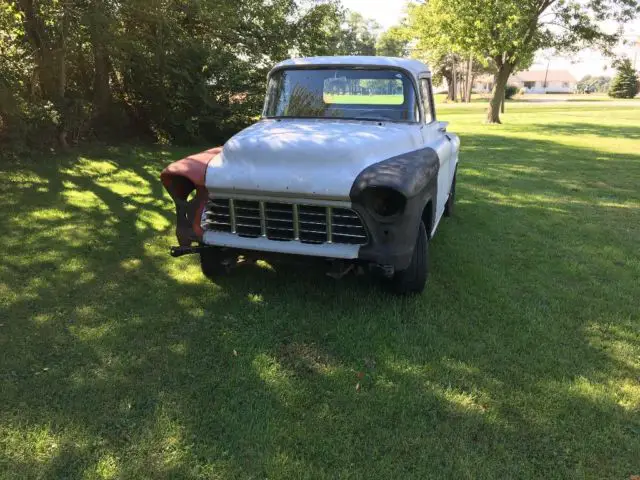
(1, 103), (639, 479)
(434, 92), (640, 104)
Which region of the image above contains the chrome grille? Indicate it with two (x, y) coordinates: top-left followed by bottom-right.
(202, 198), (368, 245)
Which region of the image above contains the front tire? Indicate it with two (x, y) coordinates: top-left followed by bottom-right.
(389, 221), (429, 294)
(444, 171), (457, 217)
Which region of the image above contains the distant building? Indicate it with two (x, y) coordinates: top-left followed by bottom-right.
(473, 75), (495, 94)
(511, 70), (578, 93)
(473, 70), (578, 94)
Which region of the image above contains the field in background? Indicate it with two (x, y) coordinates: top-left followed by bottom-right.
(321, 92), (639, 106)
(323, 94), (404, 105)
(435, 92), (640, 104)
(1, 103), (639, 479)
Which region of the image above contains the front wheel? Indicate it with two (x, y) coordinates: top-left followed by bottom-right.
(388, 221), (429, 294)
(444, 171), (457, 217)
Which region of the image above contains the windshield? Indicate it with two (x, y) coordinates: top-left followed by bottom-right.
(264, 68), (419, 122)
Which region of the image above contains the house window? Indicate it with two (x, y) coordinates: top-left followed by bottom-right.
(562, 82), (570, 88)
(524, 81), (536, 89)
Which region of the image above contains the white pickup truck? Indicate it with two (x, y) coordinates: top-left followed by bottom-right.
(161, 56), (460, 294)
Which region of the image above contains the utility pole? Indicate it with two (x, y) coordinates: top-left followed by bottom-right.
(543, 58), (551, 93)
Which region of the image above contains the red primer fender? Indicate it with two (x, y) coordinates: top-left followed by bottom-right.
(161, 147), (222, 245)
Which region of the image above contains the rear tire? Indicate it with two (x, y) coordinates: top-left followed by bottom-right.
(444, 171), (456, 217)
(389, 221), (429, 294)
(200, 247), (226, 279)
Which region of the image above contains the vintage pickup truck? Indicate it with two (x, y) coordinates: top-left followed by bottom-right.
(161, 56), (460, 293)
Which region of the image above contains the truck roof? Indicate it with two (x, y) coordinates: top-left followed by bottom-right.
(270, 56), (431, 80)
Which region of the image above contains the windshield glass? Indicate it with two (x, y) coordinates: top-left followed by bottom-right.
(264, 68), (418, 122)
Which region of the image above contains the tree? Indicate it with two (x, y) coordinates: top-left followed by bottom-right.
(295, 1), (344, 56)
(2, 0), (304, 152)
(406, 6), (488, 103)
(2, 0), (385, 155)
(577, 75), (611, 93)
(341, 12), (380, 56)
(408, 0), (639, 123)
(376, 25), (411, 57)
(295, 4), (379, 57)
(608, 58), (639, 98)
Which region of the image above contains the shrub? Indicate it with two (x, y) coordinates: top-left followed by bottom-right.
(505, 85), (518, 99)
(608, 59), (639, 99)
(0, 95), (60, 157)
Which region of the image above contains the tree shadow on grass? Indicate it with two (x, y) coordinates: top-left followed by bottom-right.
(1, 138), (639, 478)
(525, 122), (640, 140)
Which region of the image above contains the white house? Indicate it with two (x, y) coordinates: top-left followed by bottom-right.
(473, 75), (495, 94)
(473, 70), (578, 94)
(511, 70), (577, 93)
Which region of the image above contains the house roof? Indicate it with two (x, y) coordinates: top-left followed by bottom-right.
(512, 70), (577, 83)
(270, 56), (431, 79)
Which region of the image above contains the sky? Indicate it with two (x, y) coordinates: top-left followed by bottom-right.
(341, 0), (640, 79)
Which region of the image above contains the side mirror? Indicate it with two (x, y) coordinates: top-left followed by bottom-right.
(437, 121), (449, 133)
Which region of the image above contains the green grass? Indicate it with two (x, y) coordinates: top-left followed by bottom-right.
(2, 103), (640, 479)
(434, 92), (640, 104)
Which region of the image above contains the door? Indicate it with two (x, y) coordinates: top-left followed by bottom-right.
(419, 78), (452, 230)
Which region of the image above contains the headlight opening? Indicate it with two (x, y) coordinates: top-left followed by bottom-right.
(363, 187), (407, 217)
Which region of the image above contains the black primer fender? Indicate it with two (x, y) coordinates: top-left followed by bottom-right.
(349, 147), (440, 271)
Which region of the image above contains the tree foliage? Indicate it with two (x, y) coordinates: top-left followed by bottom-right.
(407, 0), (639, 123)
(608, 58), (639, 98)
(376, 25), (411, 57)
(0, 0), (378, 155)
(341, 12), (380, 56)
(577, 75), (612, 93)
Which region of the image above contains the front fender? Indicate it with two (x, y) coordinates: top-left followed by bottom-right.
(349, 147), (440, 270)
(349, 146), (439, 199)
(160, 147), (222, 246)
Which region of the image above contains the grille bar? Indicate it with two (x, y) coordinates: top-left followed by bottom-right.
(258, 201), (267, 237)
(229, 199), (237, 233)
(292, 204), (300, 240)
(203, 197), (368, 246)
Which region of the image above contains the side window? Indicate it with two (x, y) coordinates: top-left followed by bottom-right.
(420, 79), (435, 124)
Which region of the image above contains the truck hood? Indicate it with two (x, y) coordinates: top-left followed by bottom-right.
(205, 119), (423, 199)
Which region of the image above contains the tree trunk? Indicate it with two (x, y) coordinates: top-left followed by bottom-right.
(19, 0), (69, 147)
(92, 48), (111, 113)
(444, 71), (455, 101)
(90, 3), (112, 116)
(19, 0), (51, 97)
(486, 63), (513, 124)
(56, 3), (69, 149)
(451, 55), (457, 102)
(465, 56), (473, 103)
